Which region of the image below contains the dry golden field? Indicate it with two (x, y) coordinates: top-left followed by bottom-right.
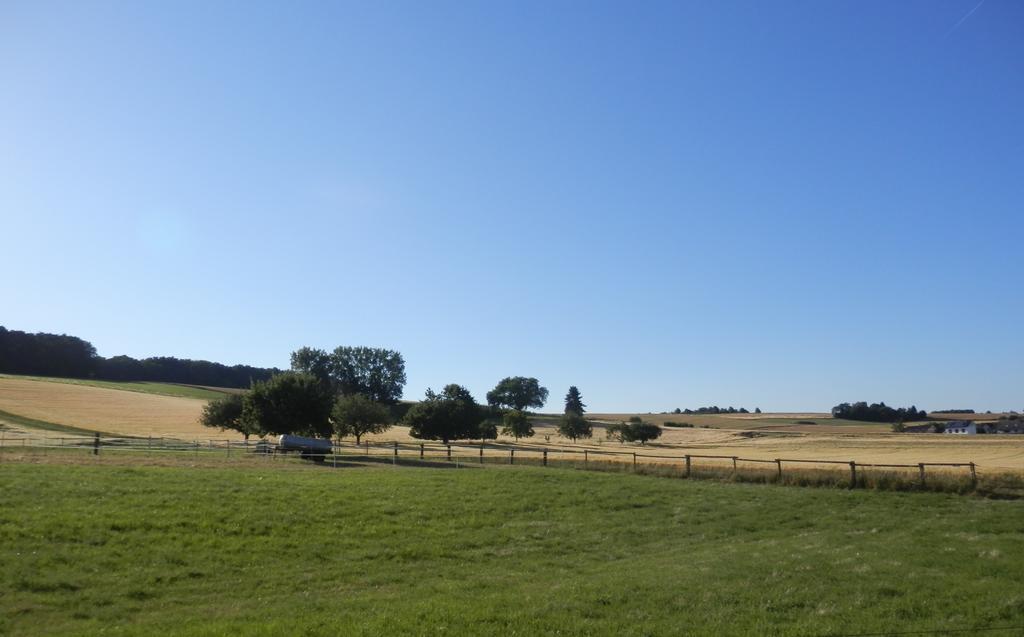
(0, 376), (217, 438)
(2, 376), (1023, 471)
(349, 419), (1024, 472)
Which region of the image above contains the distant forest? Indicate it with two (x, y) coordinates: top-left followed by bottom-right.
(673, 406), (755, 415)
(831, 402), (928, 423)
(0, 326), (280, 388)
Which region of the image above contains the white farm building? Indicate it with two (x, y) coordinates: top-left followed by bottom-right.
(944, 421), (976, 435)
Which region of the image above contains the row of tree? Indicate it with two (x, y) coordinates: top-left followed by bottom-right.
(0, 326), (280, 388)
(672, 406), (758, 415)
(831, 402), (928, 423)
(202, 349), (608, 445)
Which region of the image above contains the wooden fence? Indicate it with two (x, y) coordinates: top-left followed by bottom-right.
(0, 431), (980, 489)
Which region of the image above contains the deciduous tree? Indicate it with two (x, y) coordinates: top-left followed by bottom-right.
(605, 417), (661, 445)
(501, 409), (534, 441)
(487, 377), (548, 412)
(290, 347), (332, 385)
(558, 413), (592, 442)
(200, 393), (257, 440)
(405, 384), (486, 444)
(242, 373), (335, 438)
(332, 394), (391, 444)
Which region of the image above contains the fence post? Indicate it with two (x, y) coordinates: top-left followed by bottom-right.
(543, 449), (548, 466)
(393, 441), (399, 463)
(775, 459), (783, 480)
(633, 453), (637, 470)
(195, 440), (199, 460)
(93, 432), (100, 456)
(849, 461), (857, 488)
(732, 456), (737, 472)
(447, 444), (452, 461)
(584, 449), (588, 466)
(333, 442), (337, 468)
(420, 444), (424, 460)
(479, 445), (484, 465)
(510, 449), (515, 465)
(918, 463), (926, 486)
(226, 440), (231, 459)
(970, 462), (977, 487)
(685, 455), (691, 478)
(148, 435), (152, 455)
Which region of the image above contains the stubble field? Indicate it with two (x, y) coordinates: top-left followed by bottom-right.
(2, 375), (1023, 472)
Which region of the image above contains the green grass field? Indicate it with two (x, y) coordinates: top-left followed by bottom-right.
(0, 374), (230, 400)
(1, 460), (1022, 636)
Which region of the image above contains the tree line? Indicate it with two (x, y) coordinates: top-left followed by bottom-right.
(831, 402), (928, 423)
(672, 406), (758, 415)
(203, 347), (609, 445)
(0, 326), (280, 388)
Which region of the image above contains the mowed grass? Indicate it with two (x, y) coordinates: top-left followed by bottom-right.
(0, 374), (230, 400)
(2, 462), (1023, 636)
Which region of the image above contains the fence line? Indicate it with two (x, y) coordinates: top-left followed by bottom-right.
(0, 430), (985, 490)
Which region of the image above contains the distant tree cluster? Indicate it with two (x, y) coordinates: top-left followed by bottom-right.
(0, 326), (280, 388)
(831, 402), (928, 423)
(607, 417), (662, 445)
(291, 346), (406, 403)
(672, 406), (750, 415)
(98, 355), (280, 388)
(934, 409), (975, 414)
(204, 343), (409, 443)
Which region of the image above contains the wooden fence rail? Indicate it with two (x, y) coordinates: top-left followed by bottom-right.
(0, 432), (981, 489)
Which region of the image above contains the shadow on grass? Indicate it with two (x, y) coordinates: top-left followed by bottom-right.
(292, 454), (472, 471)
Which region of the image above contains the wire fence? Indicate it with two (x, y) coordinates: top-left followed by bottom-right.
(0, 429), (990, 493)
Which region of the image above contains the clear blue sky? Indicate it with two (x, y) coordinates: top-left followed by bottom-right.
(2, 1), (1021, 412)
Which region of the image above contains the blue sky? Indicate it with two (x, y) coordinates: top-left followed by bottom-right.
(2, 1), (1021, 412)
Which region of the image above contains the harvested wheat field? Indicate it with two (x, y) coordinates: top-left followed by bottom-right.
(0, 377), (219, 438)
(3, 376), (1023, 472)
(350, 420), (1024, 473)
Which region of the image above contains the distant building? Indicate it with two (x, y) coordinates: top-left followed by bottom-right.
(977, 419), (1024, 434)
(944, 421), (976, 435)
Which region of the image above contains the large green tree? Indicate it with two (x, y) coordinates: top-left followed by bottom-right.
(564, 386), (585, 416)
(557, 413), (592, 442)
(331, 346), (406, 403)
(332, 394), (391, 444)
(291, 345), (407, 403)
(242, 373), (335, 438)
(486, 377), (548, 412)
(606, 417), (662, 445)
(405, 384), (486, 444)
(200, 393), (258, 440)
(501, 409), (534, 441)
(289, 347), (333, 385)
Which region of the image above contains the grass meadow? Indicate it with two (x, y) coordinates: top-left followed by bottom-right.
(2, 458), (1023, 636)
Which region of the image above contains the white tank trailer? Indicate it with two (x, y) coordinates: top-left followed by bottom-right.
(276, 434), (333, 462)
